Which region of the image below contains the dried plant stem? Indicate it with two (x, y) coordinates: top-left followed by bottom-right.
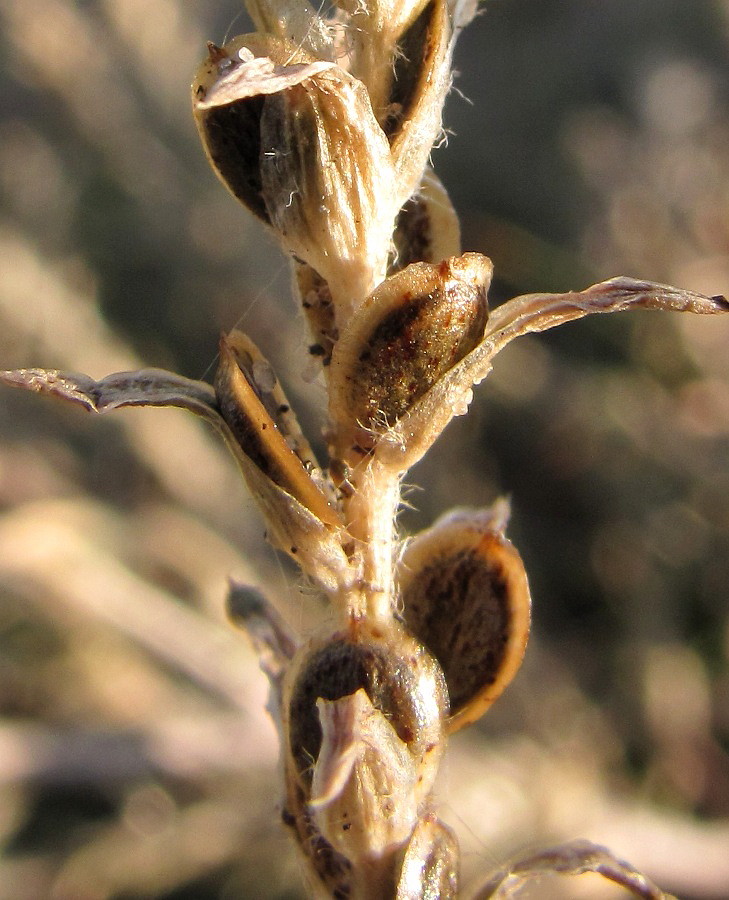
(343, 463), (402, 621)
(1, 1), (727, 897)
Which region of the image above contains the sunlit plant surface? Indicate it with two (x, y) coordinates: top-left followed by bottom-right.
(1, 1), (729, 898)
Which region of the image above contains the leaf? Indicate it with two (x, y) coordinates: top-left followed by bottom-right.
(472, 839), (673, 899)
(485, 277), (729, 350)
(0, 366), (350, 590)
(377, 278), (729, 472)
(0, 367), (221, 419)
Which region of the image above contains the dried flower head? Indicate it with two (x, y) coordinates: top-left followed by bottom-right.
(1, 0), (727, 898)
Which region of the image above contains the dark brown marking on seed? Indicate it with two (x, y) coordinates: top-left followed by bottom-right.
(383, 0), (438, 141)
(200, 95), (269, 223)
(288, 638), (426, 786)
(402, 545), (511, 715)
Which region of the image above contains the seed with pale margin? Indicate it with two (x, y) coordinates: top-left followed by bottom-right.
(215, 332), (340, 526)
(329, 252), (491, 447)
(398, 507), (531, 733)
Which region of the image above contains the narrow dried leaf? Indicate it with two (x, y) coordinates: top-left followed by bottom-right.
(378, 278), (729, 472)
(0, 367), (220, 419)
(472, 840), (673, 899)
(226, 581), (298, 666)
(224, 330), (323, 473)
(0, 366), (349, 590)
(226, 581), (298, 725)
(486, 277), (729, 345)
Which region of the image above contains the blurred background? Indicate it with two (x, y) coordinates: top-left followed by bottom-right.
(0, 0), (727, 897)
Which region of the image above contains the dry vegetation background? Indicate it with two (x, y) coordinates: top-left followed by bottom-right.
(0, 0), (728, 897)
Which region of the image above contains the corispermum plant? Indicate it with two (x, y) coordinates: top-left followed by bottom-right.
(2, 1), (727, 897)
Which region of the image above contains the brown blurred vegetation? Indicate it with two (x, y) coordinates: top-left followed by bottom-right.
(0, 0), (728, 897)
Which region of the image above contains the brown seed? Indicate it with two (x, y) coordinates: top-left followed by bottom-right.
(283, 620), (449, 875)
(397, 506), (531, 732)
(329, 253), (491, 452)
(215, 332), (340, 527)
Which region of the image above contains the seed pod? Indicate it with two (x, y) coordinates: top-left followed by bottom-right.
(395, 814), (459, 899)
(390, 168), (460, 273)
(397, 502), (531, 733)
(193, 36), (397, 316)
(215, 330), (340, 527)
(384, 0), (453, 206)
(193, 36), (323, 223)
(329, 253), (491, 460)
(283, 620), (448, 874)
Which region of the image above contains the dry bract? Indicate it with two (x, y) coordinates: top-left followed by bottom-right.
(194, 33), (398, 319)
